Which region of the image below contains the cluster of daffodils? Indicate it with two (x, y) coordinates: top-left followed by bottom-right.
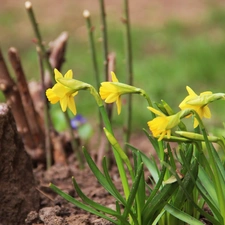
(46, 69), (225, 142)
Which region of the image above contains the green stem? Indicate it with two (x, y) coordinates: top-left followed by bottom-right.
(194, 112), (225, 224)
(64, 112), (84, 168)
(141, 90), (154, 119)
(84, 10), (100, 89)
(38, 48), (52, 169)
(25, 2), (84, 167)
(84, 10), (103, 131)
(123, 0), (133, 150)
(25, 1), (53, 81)
(99, 0), (108, 81)
(99, 106), (130, 198)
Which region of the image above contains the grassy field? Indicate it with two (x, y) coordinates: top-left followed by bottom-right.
(1, 1), (225, 131)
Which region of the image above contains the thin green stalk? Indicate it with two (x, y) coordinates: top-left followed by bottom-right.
(83, 10), (103, 131)
(123, 0), (133, 149)
(99, 106), (130, 195)
(99, 105), (133, 223)
(83, 10), (100, 89)
(64, 112), (84, 168)
(194, 112), (225, 225)
(38, 48), (52, 169)
(99, 0), (108, 81)
(25, 1), (84, 167)
(25, 1), (53, 81)
(140, 90), (154, 119)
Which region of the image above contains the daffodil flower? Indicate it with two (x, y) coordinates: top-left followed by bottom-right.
(147, 107), (181, 141)
(99, 71), (141, 114)
(179, 86), (212, 128)
(46, 69), (78, 115)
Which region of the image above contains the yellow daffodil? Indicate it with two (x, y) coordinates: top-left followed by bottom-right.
(179, 86), (212, 128)
(46, 69), (78, 115)
(147, 107), (181, 141)
(99, 71), (141, 114)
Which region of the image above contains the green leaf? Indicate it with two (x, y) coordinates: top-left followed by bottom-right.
(165, 204), (204, 225)
(172, 158), (198, 209)
(135, 151), (146, 211)
(143, 128), (160, 154)
(164, 160), (221, 225)
(142, 182), (179, 225)
(83, 147), (124, 203)
(49, 183), (118, 224)
(196, 179), (222, 222)
(72, 177), (129, 224)
(102, 157), (126, 205)
(127, 143), (159, 183)
(122, 162), (144, 224)
(198, 165), (219, 206)
(144, 149), (169, 208)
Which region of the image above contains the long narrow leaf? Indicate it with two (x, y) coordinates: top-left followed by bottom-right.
(83, 147), (124, 203)
(135, 151), (146, 211)
(165, 204), (204, 225)
(49, 183), (119, 224)
(211, 142), (225, 182)
(198, 165), (219, 206)
(196, 179), (222, 222)
(102, 157), (126, 205)
(122, 162), (144, 224)
(127, 143), (159, 183)
(143, 150), (169, 210)
(164, 160), (221, 225)
(142, 182), (179, 225)
(72, 177), (129, 225)
(143, 128), (160, 153)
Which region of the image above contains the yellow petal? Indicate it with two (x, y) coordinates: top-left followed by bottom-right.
(200, 91), (212, 96)
(167, 130), (171, 139)
(64, 70), (73, 79)
(105, 93), (119, 103)
(60, 96), (68, 112)
(186, 86), (197, 97)
(54, 68), (63, 81)
(68, 96), (77, 115)
(203, 106), (211, 118)
(158, 131), (166, 141)
(193, 118), (199, 128)
(116, 97), (122, 115)
(147, 107), (165, 117)
(72, 91), (78, 97)
(111, 71), (119, 82)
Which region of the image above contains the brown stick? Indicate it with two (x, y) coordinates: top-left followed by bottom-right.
(49, 31), (68, 70)
(0, 47), (35, 148)
(8, 47), (44, 148)
(43, 32), (69, 90)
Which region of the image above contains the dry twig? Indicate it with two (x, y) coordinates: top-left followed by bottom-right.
(8, 47), (45, 148)
(0, 47), (35, 148)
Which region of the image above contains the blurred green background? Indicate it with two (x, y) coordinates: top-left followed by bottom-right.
(1, 0), (225, 132)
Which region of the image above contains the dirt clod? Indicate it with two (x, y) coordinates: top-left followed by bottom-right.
(0, 103), (40, 225)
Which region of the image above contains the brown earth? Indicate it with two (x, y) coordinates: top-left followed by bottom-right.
(25, 132), (155, 225)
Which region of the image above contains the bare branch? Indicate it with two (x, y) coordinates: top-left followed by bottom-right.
(8, 47), (45, 148)
(0, 47), (35, 148)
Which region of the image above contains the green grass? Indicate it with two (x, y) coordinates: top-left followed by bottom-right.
(1, 6), (225, 132)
